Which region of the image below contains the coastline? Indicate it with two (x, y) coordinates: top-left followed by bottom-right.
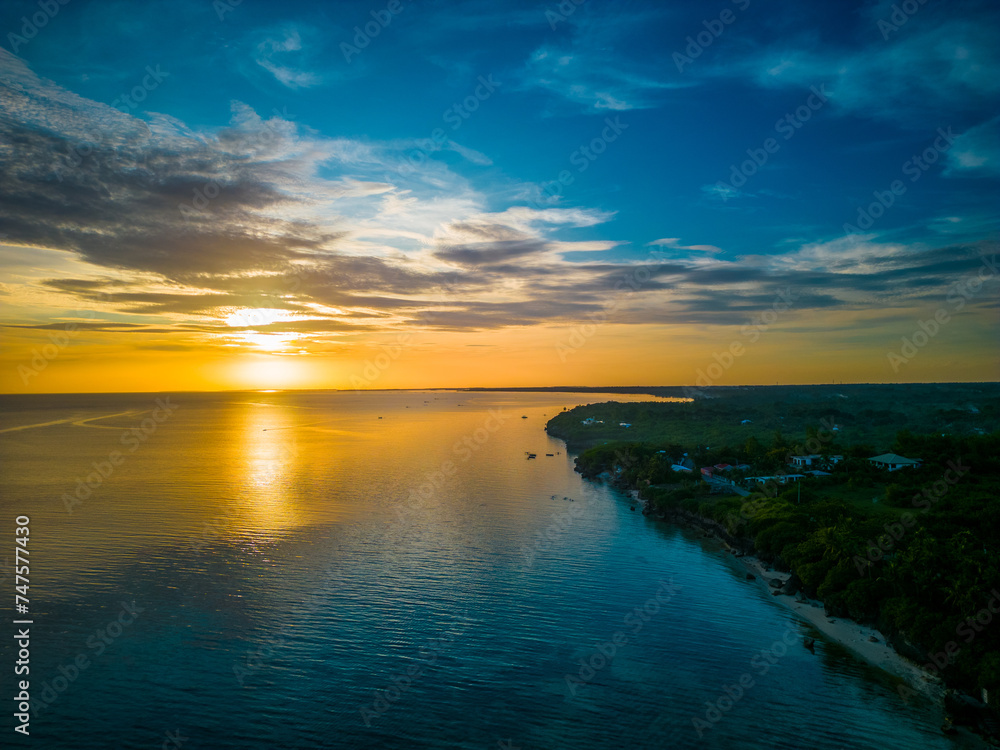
(623, 488), (1000, 748)
(735, 551), (941, 694)
(706, 541), (1000, 749)
(626, 486), (941, 692)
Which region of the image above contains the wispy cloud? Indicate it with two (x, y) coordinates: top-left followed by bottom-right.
(254, 25), (322, 89)
(707, 2), (1000, 126)
(521, 45), (682, 112)
(945, 116), (1000, 178)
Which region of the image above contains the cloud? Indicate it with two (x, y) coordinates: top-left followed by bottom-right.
(709, 3), (1000, 126)
(521, 44), (684, 112)
(944, 116), (1000, 177)
(254, 26), (321, 89)
(2, 44), (996, 348)
(445, 141), (493, 166)
(701, 183), (745, 202)
(649, 238), (722, 254)
(514, 4), (691, 113)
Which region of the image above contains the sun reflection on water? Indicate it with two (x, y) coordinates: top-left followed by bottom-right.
(228, 404), (304, 543)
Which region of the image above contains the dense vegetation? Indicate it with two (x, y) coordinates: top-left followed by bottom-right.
(546, 382), (1000, 451)
(549, 385), (1000, 708)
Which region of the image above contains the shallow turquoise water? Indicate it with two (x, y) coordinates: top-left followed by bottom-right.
(0, 390), (976, 748)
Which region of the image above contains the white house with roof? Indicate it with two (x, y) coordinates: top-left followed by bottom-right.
(790, 454), (821, 468)
(868, 453), (922, 471)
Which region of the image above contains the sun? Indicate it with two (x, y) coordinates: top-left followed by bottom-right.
(234, 356), (310, 389)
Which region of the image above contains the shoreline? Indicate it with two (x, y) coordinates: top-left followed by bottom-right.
(707, 538), (997, 748)
(625, 489), (1000, 748)
(623, 486), (944, 693)
(735, 551), (942, 694)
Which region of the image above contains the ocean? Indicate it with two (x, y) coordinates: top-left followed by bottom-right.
(0, 390), (976, 749)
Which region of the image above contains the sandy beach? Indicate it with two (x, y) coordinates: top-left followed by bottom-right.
(631, 489), (944, 695)
(734, 553), (941, 694)
(731, 553), (1000, 748)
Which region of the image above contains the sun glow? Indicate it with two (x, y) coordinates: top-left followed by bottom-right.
(234, 331), (299, 351)
(222, 308), (303, 351)
(232, 356), (313, 390)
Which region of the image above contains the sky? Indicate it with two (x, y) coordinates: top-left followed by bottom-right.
(0, 0), (997, 393)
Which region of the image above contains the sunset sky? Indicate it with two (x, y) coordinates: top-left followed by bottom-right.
(0, 0), (997, 393)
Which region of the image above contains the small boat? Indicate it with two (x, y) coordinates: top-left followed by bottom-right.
(521, 415), (528, 419)
(526, 453), (537, 459)
(545, 453), (554, 457)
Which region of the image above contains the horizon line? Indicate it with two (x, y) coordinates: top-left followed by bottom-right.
(1, 381), (998, 397)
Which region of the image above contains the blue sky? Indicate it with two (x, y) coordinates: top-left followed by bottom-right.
(0, 0), (997, 390)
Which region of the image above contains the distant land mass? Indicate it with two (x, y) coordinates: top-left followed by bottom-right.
(539, 382), (999, 450)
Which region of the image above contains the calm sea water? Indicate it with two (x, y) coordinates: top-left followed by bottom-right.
(0, 390), (981, 749)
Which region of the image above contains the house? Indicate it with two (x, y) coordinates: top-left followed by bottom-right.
(868, 453), (922, 471)
(700, 467), (714, 478)
(581, 417), (604, 426)
(805, 470), (831, 477)
(671, 464), (693, 473)
(790, 454), (821, 468)
(619, 422), (632, 428)
(713, 463), (733, 472)
(741, 419), (752, 424)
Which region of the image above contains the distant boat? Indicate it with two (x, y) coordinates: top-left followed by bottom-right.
(521, 415), (527, 419)
(526, 453), (537, 459)
(545, 453), (554, 456)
